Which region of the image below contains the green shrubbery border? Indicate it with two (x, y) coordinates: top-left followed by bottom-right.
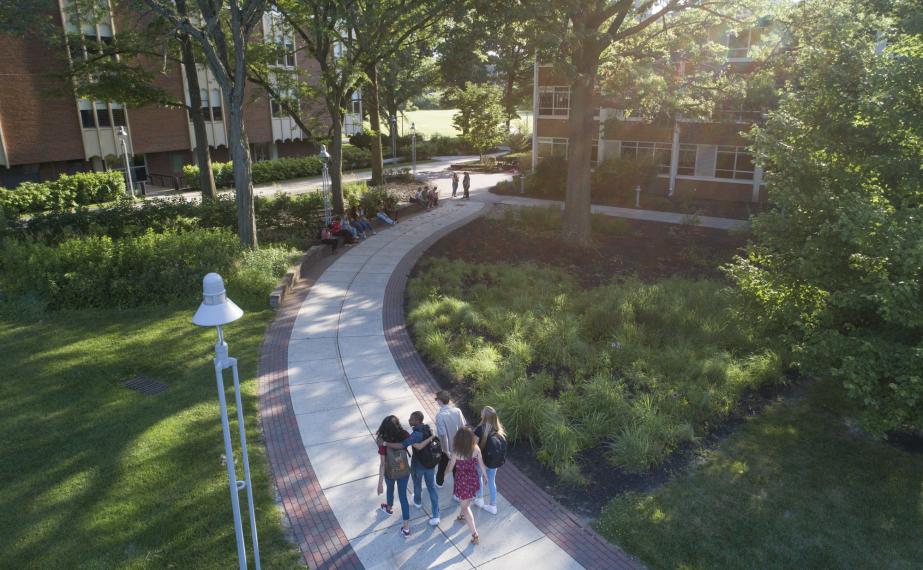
(182, 146), (373, 191)
(0, 171), (125, 216)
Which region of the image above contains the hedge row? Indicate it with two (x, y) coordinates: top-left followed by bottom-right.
(0, 228), (242, 310)
(182, 146), (373, 192)
(6, 183), (370, 248)
(0, 171), (125, 216)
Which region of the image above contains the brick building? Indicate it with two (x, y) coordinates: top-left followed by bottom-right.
(0, 3), (355, 189)
(531, 27), (769, 204)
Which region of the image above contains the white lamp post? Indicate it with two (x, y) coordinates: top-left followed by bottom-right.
(192, 273), (261, 570)
(319, 144), (332, 226)
(117, 126), (135, 199)
(410, 122), (417, 177)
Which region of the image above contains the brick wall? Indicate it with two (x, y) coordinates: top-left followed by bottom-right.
(0, 25), (86, 165)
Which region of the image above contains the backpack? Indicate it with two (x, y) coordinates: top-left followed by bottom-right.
(414, 425), (443, 469)
(483, 432), (507, 469)
(385, 446), (410, 479)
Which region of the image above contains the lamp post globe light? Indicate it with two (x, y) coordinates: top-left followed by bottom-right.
(192, 273), (261, 570)
(319, 144), (332, 226)
(117, 126), (135, 199)
(410, 122), (416, 177)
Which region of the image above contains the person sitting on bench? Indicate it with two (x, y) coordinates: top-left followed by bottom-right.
(320, 225), (339, 254)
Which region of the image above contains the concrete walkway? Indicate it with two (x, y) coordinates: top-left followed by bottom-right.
(285, 202), (588, 569)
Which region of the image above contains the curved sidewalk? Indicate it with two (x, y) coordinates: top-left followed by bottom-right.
(261, 201), (641, 568)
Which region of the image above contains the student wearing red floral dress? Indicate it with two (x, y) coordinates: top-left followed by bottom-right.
(446, 426), (487, 545)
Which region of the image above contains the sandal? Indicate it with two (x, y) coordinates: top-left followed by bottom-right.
(456, 513), (465, 522)
(471, 533), (480, 545)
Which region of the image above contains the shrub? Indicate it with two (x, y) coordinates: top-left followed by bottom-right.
(0, 171), (125, 215)
(341, 145), (372, 170)
(0, 228), (241, 310)
(348, 128), (378, 150)
(527, 156), (567, 198)
(591, 156), (658, 202)
(182, 150), (370, 191)
(229, 245), (301, 302)
(359, 186), (398, 217)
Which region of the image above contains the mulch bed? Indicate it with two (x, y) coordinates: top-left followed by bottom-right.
(423, 210), (748, 287)
(491, 185), (763, 220)
(407, 207), (792, 519)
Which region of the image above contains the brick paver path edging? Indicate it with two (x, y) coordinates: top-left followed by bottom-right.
(382, 206), (643, 570)
(259, 252), (364, 569)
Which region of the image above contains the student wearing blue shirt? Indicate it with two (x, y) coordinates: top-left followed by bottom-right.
(384, 411), (441, 526)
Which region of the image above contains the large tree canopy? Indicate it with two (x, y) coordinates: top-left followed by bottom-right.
(728, 0), (923, 434)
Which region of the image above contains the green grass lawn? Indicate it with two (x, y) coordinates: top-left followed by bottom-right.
(596, 380), (923, 569)
(376, 109), (533, 139)
(0, 303), (301, 568)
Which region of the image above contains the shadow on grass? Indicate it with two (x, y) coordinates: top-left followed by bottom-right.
(0, 303), (301, 567)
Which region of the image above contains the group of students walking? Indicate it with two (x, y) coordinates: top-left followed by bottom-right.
(376, 390), (507, 545)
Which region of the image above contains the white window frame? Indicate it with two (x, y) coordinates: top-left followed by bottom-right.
(619, 141), (673, 174)
(726, 29), (753, 62)
(537, 137), (568, 160)
(714, 145), (755, 180)
(538, 86), (570, 119)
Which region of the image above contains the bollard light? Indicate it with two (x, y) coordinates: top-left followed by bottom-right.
(193, 273), (261, 570)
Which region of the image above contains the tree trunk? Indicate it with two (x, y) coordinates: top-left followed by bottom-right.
(366, 63), (384, 186)
(226, 95), (257, 248)
(180, 35), (217, 201)
(562, 72), (595, 244)
(504, 68), (516, 131)
(329, 111), (346, 215)
(175, 0), (216, 201)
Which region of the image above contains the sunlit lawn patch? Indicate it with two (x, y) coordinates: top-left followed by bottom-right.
(596, 381), (923, 568)
(0, 302), (301, 567)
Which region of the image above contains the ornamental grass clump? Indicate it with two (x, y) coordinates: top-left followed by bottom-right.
(407, 258), (784, 480)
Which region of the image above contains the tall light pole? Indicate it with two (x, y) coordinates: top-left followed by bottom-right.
(117, 126), (135, 199)
(388, 115), (397, 162)
(192, 273), (261, 570)
(410, 122), (417, 178)
(319, 145), (332, 226)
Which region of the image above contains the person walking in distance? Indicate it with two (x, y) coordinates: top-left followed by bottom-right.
(462, 171), (471, 199)
(447, 427), (487, 545)
(474, 406), (508, 515)
(434, 390), (467, 489)
(381, 411), (442, 526)
(452, 171), (460, 198)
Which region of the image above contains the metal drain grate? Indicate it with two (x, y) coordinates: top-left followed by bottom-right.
(123, 375), (168, 395)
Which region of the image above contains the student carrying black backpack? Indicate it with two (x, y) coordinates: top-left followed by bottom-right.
(415, 424), (444, 469)
(474, 406), (508, 515)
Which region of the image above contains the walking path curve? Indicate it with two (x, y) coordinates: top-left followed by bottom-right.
(259, 199), (641, 569)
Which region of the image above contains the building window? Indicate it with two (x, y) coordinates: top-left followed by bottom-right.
(538, 86), (570, 117)
(726, 30), (752, 60)
(111, 103), (126, 127)
(591, 139), (599, 166)
(350, 94), (362, 115)
(199, 89), (211, 120)
(677, 144), (696, 176)
(620, 141), (673, 174)
(715, 146), (754, 180)
(210, 89), (223, 121)
(95, 102), (111, 127)
(538, 137), (568, 159)
(79, 99), (95, 128)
